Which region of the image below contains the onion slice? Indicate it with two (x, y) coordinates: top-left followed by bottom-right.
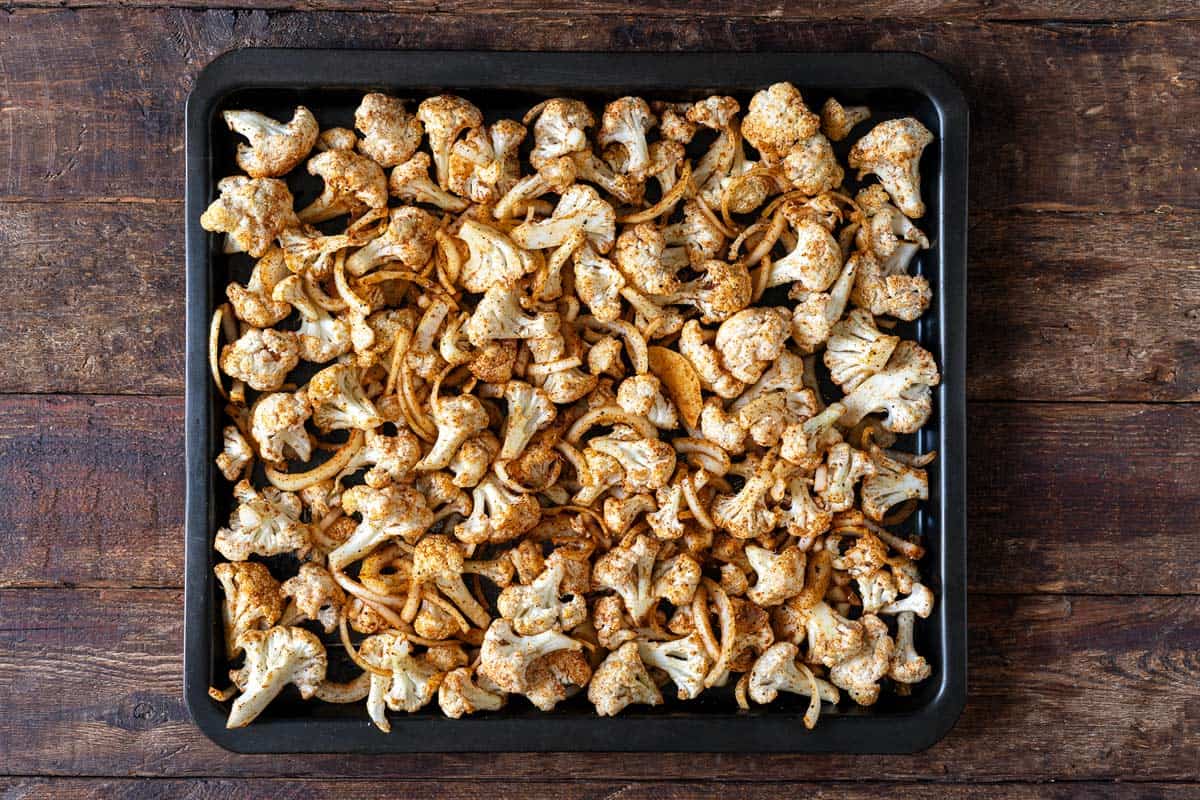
(264, 430), (364, 491)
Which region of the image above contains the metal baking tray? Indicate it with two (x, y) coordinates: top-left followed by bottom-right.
(185, 48), (967, 753)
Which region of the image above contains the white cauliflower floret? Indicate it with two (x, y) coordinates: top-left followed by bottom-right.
(527, 98), (594, 168)
(226, 248), (291, 328)
(824, 308), (900, 392)
(616, 374), (678, 431)
(479, 619), (583, 693)
(307, 363), (382, 433)
(614, 223), (680, 295)
(714, 307), (791, 384)
(201, 176), (298, 259)
(438, 667), (504, 718)
(700, 397), (746, 456)
(573, 243), (626, 322)
(829, 614), (895, 706)
(889, 611), (932, 684)
(415, 95), (484, 189)
(587, 436), (676, 492)
(354, 93), (424, 167)
(466, 283), (561, 347)
(747, 642), (839, 728)
(226, 626), (326, 728)
(741, 82), (820, 162)
(588, 641), (663, 716)
(446, 124), (512, 204)
(766, 214), (843, 293)
(849, 117), (934, 218)
(280, 563), (345, 634)
(856, 184), (931, 276)
(861, 447), (929, 521)
(779, 476), (833, 546)
(329, 483), (433, 569)
(781, 133), (844, 196)
(524, 649), (593, 712)
(413, 534), (492, 629)
(223, 106), (318, 178)
(655, 260), (752, 325)
(459, 220), (538, 292)
(638, 632), (710, 700)
(712, 457), (778, 541)
(337, 428), (422, 489)
(346, 205), (438, 275)
(388, 152), (469, 212)
(598, 96), (656, 178)
(571, 448), (624, 506)
(360, 632), (441, 730)
(800, 600), (865, 667)
(603, 494), (655, 536)
(497, 558), (587, 635)
(499, 381), (557, 461)
(316, 126), (358, 152)
(820, 97), (870, 142)
(679, 320), (744, 399)
(789, 250), (861, 353)
(455, 473), (542, 545)
(592, 533), (659, 623)
(216, 425), (253, 481)
(215, 479), (310, 561)
(820, 443), (875, 512)
(731, 350), (817, 426)
(271, 275), (351, 363)
(297, 149), (387, 224)
(417, 394), (489, 470)
(881, 581), (936, 618)
(449, 431), (499, 488)
(849, 250), (932, 322)
(745, 545), (806, 607)
(214, 561), (283, 657)
(251, 389), (313, 464)
(493, 156), (577, 220)
(780, 402), (844, 470)
(651, 552), (701, 605)
(839, 340), (940, 433)
(662, 201), (725, 265)
(512, 184), (616, 255)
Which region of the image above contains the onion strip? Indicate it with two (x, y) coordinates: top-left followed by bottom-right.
(617, 162), (692, 224)
(565, 404), (658, 443)
(264, 430), (364, 491)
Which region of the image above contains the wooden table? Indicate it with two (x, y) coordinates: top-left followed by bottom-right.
(1, 1), (1197, 797)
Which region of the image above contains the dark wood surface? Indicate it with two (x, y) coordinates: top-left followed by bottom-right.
(1, 2), (1196, 796)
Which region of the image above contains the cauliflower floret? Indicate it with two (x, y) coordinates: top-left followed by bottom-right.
(820, 443), (875, 512)
(651, 552), (701, 605)
(889, 611), (932, 684)
(223, 106), (318, 178)
(839, 340), (940, 433)
(829, 614), (895, 706)
(251, 389), (313, 464)
(226, 248), (291, 328)
(271, 275), (351, 363)
(799, 600), (864, 667)
(297, 149), (388, 224)
(479, 619), (583, 694)
(732, 350), (817, 427)
(712, 457), (778, 541)
(497, 558), (587, 635)
(388, 152), (469, 212)
(446, 124), (515, 204)
(714, 307), (791, 384)
(881, 581), (936, 618)
(346, 205), (438, 276)
(226, 626), (326, 728)
(679, 320), (744, 399)
(778, 477), (832, 546)
(656, 260), (751, 324)
(766, 214), (843, 293)
(415, 95), (484, 189)
(201, 176), (298, 258)
(455, 473), (542, 545)
(316, 127), (358, 152)
(615, 374), (678, 431)
(465, 283), (561, 347)
(499, 381), (557, 461)
(531, 330), (598, 404)
(700, 397), (746, 455)
(592, 533), (659, 623)
(354, 93), (424, 168)
(603, 494), (656, 535)
(413, 534), (492, 629)
(747, 641), (839, 726)
(861, 447), (929, 521)
(745, 545), (806, 607)
(279, 563), (345, 634)
(336, 427), (422, 489)
(781, 133), (844, 196)
(493, 155), (577, 220)
(215, 479), (310, 561)
(823, 308), (900, 392)
(741, 82), (820, 163)
(849, 117), (934, 218)
(417, 394), (489, 470)
(663, 201), (725, 265)
(588, 641), (663, 716)
(512, 184), (616, 255)
(571, 447), (624, 506)
(214, 561), (283, 657)
(614, 223), (679, 295)
(790, 253), (860, 353)
(329, 483), (433, 569)
(598, 96), (656, 178)
(524, 649), (592, 712)
(571, 149), (645, 206)
(849, 250), (932, 322)
(709, 591), (775, 680)
(449, 431), (499, 488)
(587, 435), (676, 492)
(639, 632), (710, 700)
(855, 184), (931, 277)
(528, 98), (594, 168)
(573, 243), (626, 322)
(438, 667), (505, 718)
(216, 425), (253, 481)
(307, 363), (382, 433)
(360, 632), (442, 730)
(820, 97), (870, 142)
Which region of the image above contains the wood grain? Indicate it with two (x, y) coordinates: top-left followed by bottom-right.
(0, 10), (1197, 213)
(2, 395), (1196, 593)
(1, 588), (1196, 779)
(4, 0), (1200, 21)
(0, 777), (1195, 800)
(4, 202), (1198, 401)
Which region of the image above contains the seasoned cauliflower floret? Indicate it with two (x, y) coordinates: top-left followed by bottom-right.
(223, 106), (318, 178)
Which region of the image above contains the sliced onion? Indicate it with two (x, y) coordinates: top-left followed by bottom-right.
(565, 404), (658, 443)
(618, 162), (691, 224)
(264, 430), (364, 491)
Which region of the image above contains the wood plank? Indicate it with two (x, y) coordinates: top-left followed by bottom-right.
(4, 202), (1199, 401)
(2, 396), (1196, 594)
(0, 10), (1197, 212)
(3, 0), (1198, 20)
(1, 588), (1196, 779)
(0, 777), (1195, 800)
